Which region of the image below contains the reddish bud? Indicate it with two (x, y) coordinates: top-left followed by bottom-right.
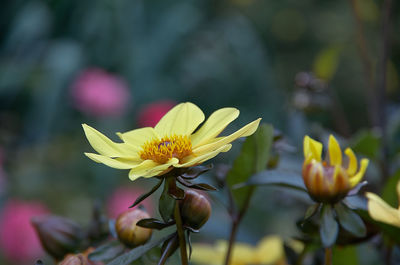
(180, 190), (211, 230)
(31, 215), (84, 260)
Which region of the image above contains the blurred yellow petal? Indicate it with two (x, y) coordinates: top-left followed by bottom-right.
(83, 124), (134, 157)
(303, 136), (322, 162)
(154, 102), (205, 136)
(344, 148), (357, 175)
(191, 108), (239, 147)
(256, 236), (285, 264)
(366, 192), (400, 228)
(117, 127), (160, 147)
(191, 243), (224, 265)
(128, 158), (179, 181)
(328, 135), (342, 166)
(193, 119), (261, 154)
(177, 144), (232, 168)
(349, 158), (369, 187)
(85, 153), (141, 169)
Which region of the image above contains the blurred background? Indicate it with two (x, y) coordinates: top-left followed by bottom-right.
(0, 0), (399, 264)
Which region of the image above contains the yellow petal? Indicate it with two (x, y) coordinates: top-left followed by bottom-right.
(176, 144), (232, 168)
(117, 127), (160, 148)
(82, 124), (134, 157)
(191, 108), (239, 147)
(344, 147), (357, 175)
(328, 135), (342, 166)
(85, 153), (141, 169)
(255, 236), (285, 264)
(349, 158), (369, 187)
(154, 102), (205, 136)
(128, 158), (179, 181)
(191, 243), (224, 264)
(192, 119), (261, 154)
(366, 192), (400, 228)
(303, 136), (323, 162)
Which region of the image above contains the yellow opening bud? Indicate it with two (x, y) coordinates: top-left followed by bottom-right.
(302, 135), (369, 203)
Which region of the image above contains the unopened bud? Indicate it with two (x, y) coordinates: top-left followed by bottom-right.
(58, 248), (103, 265)
(180, 189), (211, 230)
(115, 208), (152, 248)
(31, 215), (84, 261)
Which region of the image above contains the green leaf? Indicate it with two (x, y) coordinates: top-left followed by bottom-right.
(342, 195), (367, 211)
(382, 169), (400, 208)
(238, 169), (307, 192)
(332, 246), (358, 265)
(159, 181), (176, 222)
(335, 203), (366, 237)
(313, 46), (342, 81)
(89, 240), (125, 262)
(226, 123), (274, 210)
(136, 218), (174, 230)
(320, 205), (339, 247)
(106, 234), (173, 265)
(351, 130), (381, 159)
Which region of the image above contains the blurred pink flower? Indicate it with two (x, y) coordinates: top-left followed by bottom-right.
(0, 200), (49, 263)
(71, 68), (131, 117)
(106, 187), (154, 219)
(137, 100), (176, 127)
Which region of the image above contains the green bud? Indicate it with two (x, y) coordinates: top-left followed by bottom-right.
(115, 208), (152, 248)
(180, 189), (211, 230)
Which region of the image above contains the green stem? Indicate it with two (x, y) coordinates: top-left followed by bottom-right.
(325, 247), (332, 265)
(174, 200), (188, 265)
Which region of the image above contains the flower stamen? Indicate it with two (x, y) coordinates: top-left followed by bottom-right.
(140, 135), (192, 164)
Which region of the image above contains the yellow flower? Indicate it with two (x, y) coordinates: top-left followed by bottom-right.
(302, 135), (369, 203)
(191, 236), (288, 265)
(366, 181), (400, 228)
(83, 102), (260, 181)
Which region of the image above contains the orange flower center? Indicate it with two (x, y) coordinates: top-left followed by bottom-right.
(139, 135), (193, 164)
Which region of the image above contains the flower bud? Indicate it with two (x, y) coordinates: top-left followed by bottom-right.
(180, 189), (211, 230)
(31, 215), (84, 260)
(58, 248), (103, 265)
(115, 208), (152, 248)
(302, 135), (369, 203)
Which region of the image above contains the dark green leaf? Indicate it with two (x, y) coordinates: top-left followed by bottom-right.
(130, 178), (164, 208)
(136, 218), (175, 230)
(304, 204), (321, 220)
(159, 181), (176, 222)
(159, 233), (179, 264)
(107, 234), (174, 265)
(335, 203), (366, 237)
(177, 177), (217, 191)
(237, 169), (307, 192)
(320, 205), (338, 247)
(89, 240), (125, 262)
(226, 123), (274, 209)
(182, 164), (213, 179)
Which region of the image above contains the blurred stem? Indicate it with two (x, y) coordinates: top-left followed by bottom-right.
(224, 188), (255, 265)
(325, 248), (332, 265)
(348, 0), (376, 126)
(174, 200), (188, 265)
(376, 0), (392, 181)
